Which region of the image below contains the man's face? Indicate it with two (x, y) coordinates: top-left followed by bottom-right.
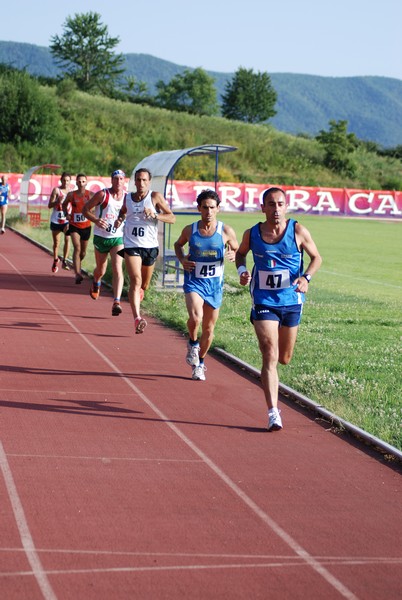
(111, 174), (125, 192)
(61, 176), (71, 188)
(76, 176), (87, 190)
(262, 191), (287, 224)
(198, 199), (219, 222)
(135, 172), (151, 194)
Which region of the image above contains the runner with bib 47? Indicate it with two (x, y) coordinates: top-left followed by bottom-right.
(235, 187), (322, 431)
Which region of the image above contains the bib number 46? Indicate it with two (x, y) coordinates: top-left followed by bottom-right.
(131, 226), (145, 237)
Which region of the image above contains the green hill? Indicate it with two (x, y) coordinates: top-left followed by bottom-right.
(1, 85), (400, 192)
(1, 40), (401, 148)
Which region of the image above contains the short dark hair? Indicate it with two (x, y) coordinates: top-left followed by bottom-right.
(135, 168), (152, 179)
(76, 173), (87, 179)
(196, 189), (220, 207)
(262, 186), (286, 204)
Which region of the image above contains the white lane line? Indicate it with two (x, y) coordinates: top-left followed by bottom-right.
(3, 257), (359, 600)
(0, 562), (357, 578)
(1, 555), (401, 579)
(0, 442), (58, 599)
(1, 547), (400, 564)
(8, 454), (202, 463)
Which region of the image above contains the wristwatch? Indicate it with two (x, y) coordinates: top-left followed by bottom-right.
(302, 274), (312, 283)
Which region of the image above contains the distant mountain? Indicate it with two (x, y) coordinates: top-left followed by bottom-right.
(1, 40), (401, 148)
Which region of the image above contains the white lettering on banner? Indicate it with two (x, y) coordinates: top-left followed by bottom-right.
(375, 194), (402, 216)
(167, 184), (185, 208)
(349, 192), (373, 214)
(287, 190), (311, 212)
(219, 186), (242, 209)
(313, 191), (340, 213)
(28, 178), (41, 201)
(244, 188), (261, 210)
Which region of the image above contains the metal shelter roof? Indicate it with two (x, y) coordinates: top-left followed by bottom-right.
(128, 144), (237, 195)
(19, 164), (61, 216)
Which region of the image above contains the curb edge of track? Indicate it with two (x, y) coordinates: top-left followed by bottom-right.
(213, 347), (402, 464)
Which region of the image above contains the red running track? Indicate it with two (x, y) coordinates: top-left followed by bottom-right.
(0, 228), (401, 600)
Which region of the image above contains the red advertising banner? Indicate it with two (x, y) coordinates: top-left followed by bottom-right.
(166, 181), (402, 218)
(2, 173), (401, 219)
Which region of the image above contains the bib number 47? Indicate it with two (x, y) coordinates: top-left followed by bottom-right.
(264, 273), (282, 288)
(259, 269), (290, 290)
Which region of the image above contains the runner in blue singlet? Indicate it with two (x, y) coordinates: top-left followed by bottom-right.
(174, 189), (239, 381)
(236, 187), (322, 431)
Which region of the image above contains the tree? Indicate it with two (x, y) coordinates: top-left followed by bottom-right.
(316, 120), (359, 176)
(123, 76), (149, 99)
(50, 12), (125, 95)
(155, 68), (219, 116)
(221, 67), (277, 124)
(0, 66), (61, 144)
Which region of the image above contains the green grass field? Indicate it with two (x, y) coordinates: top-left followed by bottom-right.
(7, 209), (402, 450)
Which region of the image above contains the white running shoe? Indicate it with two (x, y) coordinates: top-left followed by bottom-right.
(186, 341), (200, 366)
(268, 408), (283, 431)
(135, 316), (147, 334)
(192, 364), (206, 381)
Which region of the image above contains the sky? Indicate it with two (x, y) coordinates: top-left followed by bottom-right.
(3, 0), (402, 80)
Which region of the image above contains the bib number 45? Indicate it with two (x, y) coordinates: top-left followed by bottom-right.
(195, 261), (223, 279)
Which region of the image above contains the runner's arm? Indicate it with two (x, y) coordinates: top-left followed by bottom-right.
(235, 229), (252, 286)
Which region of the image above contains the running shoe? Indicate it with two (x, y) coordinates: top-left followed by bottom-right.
(75, 273), (84, 284)
(0, 228), (5, 234)
(135, 316), (147, 334)
(112, 301), (122, 316)
(192, 364), (206, 381)
(268, 408), (283, 431)
(89, 282), (100, 299)
(186, 341), (200, 366)
(62, 260), (70, 271)
(51, 258), (59, 273)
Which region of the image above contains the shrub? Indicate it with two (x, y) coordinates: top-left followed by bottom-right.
(0, 69), (61, 145)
